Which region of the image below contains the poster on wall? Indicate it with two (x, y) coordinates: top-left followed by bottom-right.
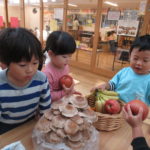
(10, 17), (19, 28)
(54, 8), (63, 20)
(44, 10), (51, 22)
(50, 19), (58, 31)
(0, 16), (4, 27)
(123, 10), (138, 21)
(139, 0), (147, 15)
(107, 10), (120, 20)
(117, 20), (139, 37)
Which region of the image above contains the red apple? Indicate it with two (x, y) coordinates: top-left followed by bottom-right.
(124, 100), (149, 121)
(59, 75), (73, 88)
(105, 99), (121, 114)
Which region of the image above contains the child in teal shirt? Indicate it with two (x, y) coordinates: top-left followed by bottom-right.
(93, 35), (150, 105)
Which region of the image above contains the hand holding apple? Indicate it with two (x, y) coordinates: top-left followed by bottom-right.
(124, 100), (149, 121)
(123, 104), (143, 128)
(60, 75), (75, 95)
(123, 105), (146, 139)
(60, 75), (73, 88)
(104, 99), (121, 114)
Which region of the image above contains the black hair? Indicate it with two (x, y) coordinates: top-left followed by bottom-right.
(0, 27), (43, 69)
(107, 31), (116, 37)
(44, 31), (76, 55)
(130, 34), (150, 54)
(74, 16), (78, 21)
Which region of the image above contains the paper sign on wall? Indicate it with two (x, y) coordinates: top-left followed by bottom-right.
(54, 8), (63, 20)
(117, 20), (139, 37)
(107, 10), (120, 20)
(139, 0), (147, 15)
(10, 17), (19, 28)
(0, 16), (4, 27)
(50, 19), (58, 31)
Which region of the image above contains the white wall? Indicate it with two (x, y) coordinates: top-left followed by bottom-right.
(0, 5), (40, 30)
(25, 6), (40, 30)
(0, 5), (5, 22)
(8, 6), (20, 21)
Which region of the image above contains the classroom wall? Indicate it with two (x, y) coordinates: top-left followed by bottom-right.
(25, 6), (40, 30)
(0, 5), (20, 25)
(0, 5), (40, 30)
(0, 5), (5, 22)
(8, 6), (20, 21)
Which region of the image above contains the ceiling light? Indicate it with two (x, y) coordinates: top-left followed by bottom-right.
(9, 0), (19, 4)
(68, 3), (77, 7)
(13, 0), (19, 3)
(29, 0), (39, 3)
(51, 0), (56, 2)
(104, 1), (118, 7)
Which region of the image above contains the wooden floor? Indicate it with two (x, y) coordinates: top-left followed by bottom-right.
(72, 49), (130, 72)
(70, 66), (110, 96)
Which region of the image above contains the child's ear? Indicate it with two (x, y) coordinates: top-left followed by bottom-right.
(47, 50), (54, 57)
(0, 62), (7, 70)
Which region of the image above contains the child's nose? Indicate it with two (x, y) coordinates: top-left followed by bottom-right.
(67, 57), (71, 62)
(26, 65), (33, 73)
(136, 60), (142, 65)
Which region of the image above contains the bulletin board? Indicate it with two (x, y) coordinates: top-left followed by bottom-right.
(117, 20), (139, 37)
(107, 10), (120, 21)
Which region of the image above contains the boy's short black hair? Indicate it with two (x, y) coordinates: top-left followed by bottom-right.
(0, 27), (43, 66)
(130, 34), (150, 54)
(45, 31), (76, 55)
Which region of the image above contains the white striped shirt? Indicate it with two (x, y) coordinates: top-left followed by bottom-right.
(0, 69), (51, 124)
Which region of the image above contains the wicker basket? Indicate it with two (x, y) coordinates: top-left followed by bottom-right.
(87, 94), (124, 131)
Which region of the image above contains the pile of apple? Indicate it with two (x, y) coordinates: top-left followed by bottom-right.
(94, 90), (122, 114)
(90, 90), (149, 119)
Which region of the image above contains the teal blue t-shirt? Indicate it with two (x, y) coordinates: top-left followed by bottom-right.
(109, 67), (150, 105)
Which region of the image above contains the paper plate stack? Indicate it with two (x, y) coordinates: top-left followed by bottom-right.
(32, 94), (100, 150)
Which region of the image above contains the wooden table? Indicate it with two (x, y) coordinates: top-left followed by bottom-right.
(0, 119), (150, 150)
(0, 67), (150, 150)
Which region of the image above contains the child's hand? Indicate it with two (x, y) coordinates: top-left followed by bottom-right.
(35, 110), (41, 120)
(62, 81), (75, 95)
(90, 83), (108, 93)
(123, 104), (143, 128)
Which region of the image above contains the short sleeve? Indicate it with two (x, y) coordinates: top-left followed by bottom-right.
(109, 68), (125, 90)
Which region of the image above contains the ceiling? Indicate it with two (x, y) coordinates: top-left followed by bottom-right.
(0, 0), (143, 9)
(45, 0), (142, 9)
